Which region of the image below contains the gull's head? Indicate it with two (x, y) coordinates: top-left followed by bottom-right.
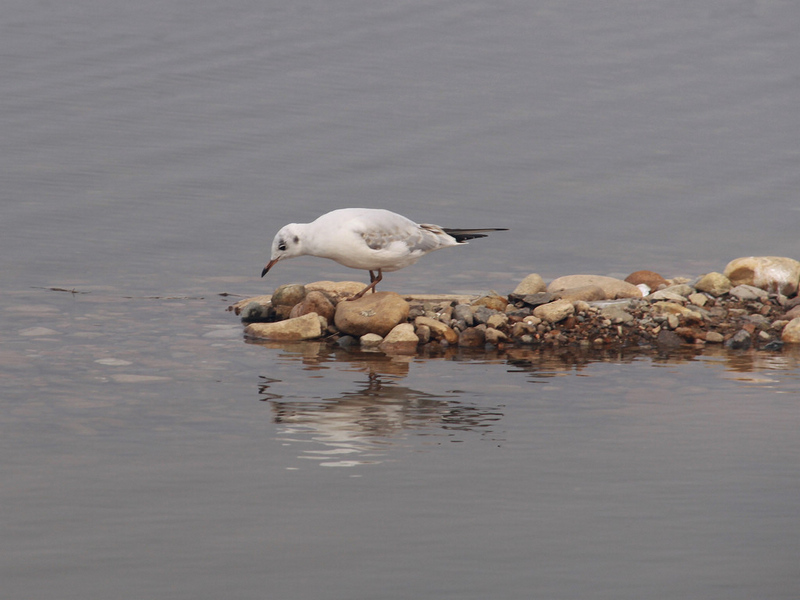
(261, 224), (303, 277)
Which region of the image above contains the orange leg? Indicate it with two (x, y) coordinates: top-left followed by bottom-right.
(349, 269), (383, 300)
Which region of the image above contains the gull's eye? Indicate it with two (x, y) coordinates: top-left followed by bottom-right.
(278, 240), (287, 251)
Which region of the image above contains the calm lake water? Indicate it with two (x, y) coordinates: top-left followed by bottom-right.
(2, 1), (799, 598)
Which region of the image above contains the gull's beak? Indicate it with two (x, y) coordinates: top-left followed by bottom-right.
(261, 258), (280, 278)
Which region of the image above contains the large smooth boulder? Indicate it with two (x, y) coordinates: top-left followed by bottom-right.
(723, 256), (800, 296)
(334, 292), (410, 337)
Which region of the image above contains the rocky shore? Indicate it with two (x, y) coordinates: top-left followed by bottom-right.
(229, 256), (800, 353)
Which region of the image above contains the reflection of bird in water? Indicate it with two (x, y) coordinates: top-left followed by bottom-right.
(258, 372), (504, 467)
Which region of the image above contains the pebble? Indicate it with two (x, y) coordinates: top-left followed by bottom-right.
(533, 299), (574, 323)
(625, 270), (668, 291)
(695, 272), (732, 297)
(233, 254), (800, 351)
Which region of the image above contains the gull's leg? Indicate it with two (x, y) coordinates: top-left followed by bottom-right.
(349, 269), (383, 300)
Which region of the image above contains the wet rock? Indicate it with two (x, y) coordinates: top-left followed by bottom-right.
(725, 329), (752, 350)
(723, 256), (800, 296)
(552, 285), (606, 303)
(334, 292), (410, 337)
(625, 270), (668, 290)
(378, 323), (419, 354)
(729, 284), (769, 302)
(416, 324), (431, 345)
(414, 316), (458, 344)
(245, 312), (323, 341)
(511, 273), (547, 295)
(695, 272), (732, 297)
(458, 327), (486, 347)
(359, 333), (383, 348)
(705, 331), (724, 343)
(240, 301), (272, 322)
(781, 317), (800, 343)
(656, 329), (684, 348)
(533, 299), (575, 323)
(272, 284), (306, 308)
(484, 327), (508, 345)
(472, 293), (508, 312)
(289, 291), (335, 324)
(548, 275), (642, 300)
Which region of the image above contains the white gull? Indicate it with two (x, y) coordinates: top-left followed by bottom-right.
(261, 208), (507, 300)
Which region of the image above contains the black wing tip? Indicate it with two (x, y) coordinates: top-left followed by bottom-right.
(442, 227), (509, 243)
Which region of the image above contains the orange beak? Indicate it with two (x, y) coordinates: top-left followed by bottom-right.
(261, 258), (280, 278)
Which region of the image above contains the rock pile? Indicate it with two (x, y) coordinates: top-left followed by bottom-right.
(229, 256), (800, 353)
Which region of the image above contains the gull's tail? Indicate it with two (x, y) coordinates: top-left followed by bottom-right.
(442, 227), (508, 243)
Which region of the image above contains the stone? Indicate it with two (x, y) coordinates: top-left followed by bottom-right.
(378, 323), (419, 354)
(289, 291), (335, 324)
(484, 328), (507, 345)
(359, 333), (384, 348)
(458, 327), (486, 347)
(452, 304), (474, 326)
(271, 284), (306, 307)
(656, 329), (684, 348)
(229, 295), (272, 316)
(705, 331), (724, 343)
(723, 256), (800, 296)
(334, 292), (410, 337)
(548, 275), (642, 300)
(512, 292), (555, 307)
(533, 299), (575, 323)
(729, 284), (769, 302)
(414, 316), (459, 344)
(473, 306), (500, 325)
(472, 293), (508, 312)
(511, 273), (547, 296)
(660, 284), (694, 297)
(239, 301), (273, 322)
(244, 312), (323, 341)
(688, 293), (708, 307)
(416, 325), (431, 344)
(486, 313), (508, 329)
(725, 329), (752, 350)
(305, 280), (369, 303)
(648, 290), (687, 303)
(551, 285), (606, 303)
(784, 305), (800, 321)
(781, 317), (800, 343)
(600, 305), (634, 324)
(651, 301), (704, 322)
(695, 272), (732, 297)
(625, 270), (668, 290)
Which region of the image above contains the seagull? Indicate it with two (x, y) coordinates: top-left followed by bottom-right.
(261, 208), (507, 300)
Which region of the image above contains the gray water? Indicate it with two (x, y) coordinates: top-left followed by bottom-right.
(2, 1), (799, 598)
